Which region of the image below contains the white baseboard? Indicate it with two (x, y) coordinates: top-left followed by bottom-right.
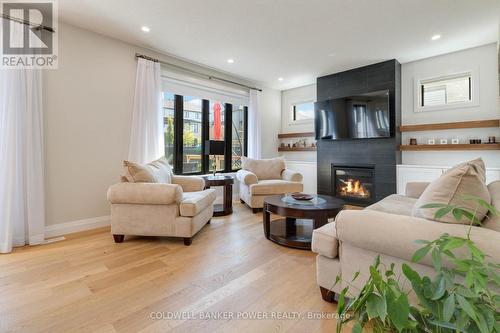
(45, 215), (110, 238)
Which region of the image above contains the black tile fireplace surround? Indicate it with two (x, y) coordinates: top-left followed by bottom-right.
(316, 60), (402, 206)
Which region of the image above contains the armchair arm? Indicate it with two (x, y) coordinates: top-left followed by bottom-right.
(281, 169), (303, 182)
(405, 182), (430, 199)
(236, 169), (258, 185)
(335, 209), (500, 267)
(107, 183), (183, 205)
(172, 175), (205, 192)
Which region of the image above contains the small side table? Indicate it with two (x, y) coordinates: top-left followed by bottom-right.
(202, 175), (234, 216)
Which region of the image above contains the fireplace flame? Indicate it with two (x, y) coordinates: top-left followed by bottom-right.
(339, 179), (370, 198)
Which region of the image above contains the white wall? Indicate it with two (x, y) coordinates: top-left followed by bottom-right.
(259, 88), (282, 159)
(401, 43), (500, 167)
(278, 84), (317, 192)
(43, 23), (279, 227)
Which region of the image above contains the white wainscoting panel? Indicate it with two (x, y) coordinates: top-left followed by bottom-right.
(397, 164), (500, 195)
(285, 160), (317, 194)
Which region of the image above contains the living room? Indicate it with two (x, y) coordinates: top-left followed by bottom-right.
(1, 1), (499, 332)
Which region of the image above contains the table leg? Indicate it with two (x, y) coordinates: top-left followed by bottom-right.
(313, 216), (329, 230)
(285, 217), (297, 236)
(263, 205), (271, 239)
(224, 184), (233, 214)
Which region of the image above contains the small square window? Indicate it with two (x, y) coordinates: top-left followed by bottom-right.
(420, 73), (472, 108)
(292, 101), (314, 122)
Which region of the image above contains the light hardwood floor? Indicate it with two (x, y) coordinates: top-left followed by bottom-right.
(0, 203), (348, 333)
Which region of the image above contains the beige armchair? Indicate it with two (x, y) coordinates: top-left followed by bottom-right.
(236, 157), (304, 212)
(107, 158), (216, 245)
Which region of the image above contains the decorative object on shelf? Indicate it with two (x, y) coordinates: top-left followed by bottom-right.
(409, 138), (417, 145)
(399, 143), (500, 151)
(439, 139), (448, 144)
(451, 138), (460, 144)
(205, 140), (225, 177)
(470, 138), (482, 144)
(311, 142), (316, 148)
(280, 142), (285, 148)
(427, 139), (435, 145)
(488, 136), (496, 143)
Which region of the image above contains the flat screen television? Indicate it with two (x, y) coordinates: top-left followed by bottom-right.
(315, 90), (392, 140)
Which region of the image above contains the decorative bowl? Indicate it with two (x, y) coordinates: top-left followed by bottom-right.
(291, 193), (314, 201)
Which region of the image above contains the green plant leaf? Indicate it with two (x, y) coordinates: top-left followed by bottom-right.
(431, 274), (446, 300)
(475, 312), (489, 333)
(456, 294), (477, 321)
(402, 264), (421, 284)
(442, 294), (455, 321)
(366, 294), (387, 321)
(352, 322), (362, 333)
(443, 237), (467, 251)
(387, 294), (410, 332)
(351, 271), (360, 282)
(428, 320), (460, 331)
(420, 203), (448, 209)
(435, 206), (454, 219)
(432, 248), (442, 271)
(465, 269), (474, 288)
(412, 244), (431, 263)
(452, 208), (463, 221)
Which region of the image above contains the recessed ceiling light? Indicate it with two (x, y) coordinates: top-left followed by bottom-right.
(141, 26), (150, 32)
(227, 58), (234, 64)
(431, 34), (441, 40)
(328, 53), (336, 57)
(278, 77), (284, 81)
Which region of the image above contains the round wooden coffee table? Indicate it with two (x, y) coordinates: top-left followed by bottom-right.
(263, 194), (344, 250)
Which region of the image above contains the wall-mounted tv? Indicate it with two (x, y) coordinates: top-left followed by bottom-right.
(315, 90), (392, 140)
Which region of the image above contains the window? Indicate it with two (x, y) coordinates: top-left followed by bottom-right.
(183, 96), (202, 173)
(232, 105), (247, 170)
(163, 92), (248, 175)
(163, 92), (175, 167)
(292, 101), (315, 122)
(418, 72), (474, 110)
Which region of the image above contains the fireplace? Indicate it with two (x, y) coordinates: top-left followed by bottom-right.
(332, 164), (375, 206)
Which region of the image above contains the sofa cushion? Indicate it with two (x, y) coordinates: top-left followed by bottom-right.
(483, 181), (500, 232)
(242, 156), (285, 180)
(366, 194), (417, 217)
(249, 180), (303, 195)
(179, 189), (216, 217)
(413, 158), (490, 225)
(312, 222), (338, 259)
(123, 156), (173, 184)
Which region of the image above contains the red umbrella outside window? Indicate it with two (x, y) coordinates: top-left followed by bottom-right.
(213, 102), (222, 140)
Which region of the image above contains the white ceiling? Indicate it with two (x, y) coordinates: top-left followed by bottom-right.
(58, 0), (499, 90)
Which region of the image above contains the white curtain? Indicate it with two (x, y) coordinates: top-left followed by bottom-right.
(247, 89), (261, 159)
(128, 58), (164, 163)
(0, 22), (45, 253)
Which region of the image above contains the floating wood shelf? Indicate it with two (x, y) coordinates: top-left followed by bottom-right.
(278, 147), (316, 152)
(399, 119), (499, 132)
(277, 132), (315, 138)
(399, 144), (500, 151)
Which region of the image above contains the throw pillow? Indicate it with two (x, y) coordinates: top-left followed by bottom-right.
(412, 158), (490, 225)
(483, 181), (500, 232)
(241, 156), (286, 180)
(123, 156), (173, 184)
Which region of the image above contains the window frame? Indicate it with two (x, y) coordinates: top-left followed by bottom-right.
(414, 69), (479, 113)
(289, 100), (315, 124)
(167, 94), (248, 175)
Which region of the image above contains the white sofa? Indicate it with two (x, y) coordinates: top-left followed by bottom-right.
(236, 157), (304, 212)
(312, 181), (500, 302)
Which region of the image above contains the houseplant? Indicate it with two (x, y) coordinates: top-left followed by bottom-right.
(335, 196), (500, 333)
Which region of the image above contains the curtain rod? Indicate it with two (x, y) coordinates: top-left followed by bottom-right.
(135, 53), (262, 92)
(1, 13), (55, 33)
